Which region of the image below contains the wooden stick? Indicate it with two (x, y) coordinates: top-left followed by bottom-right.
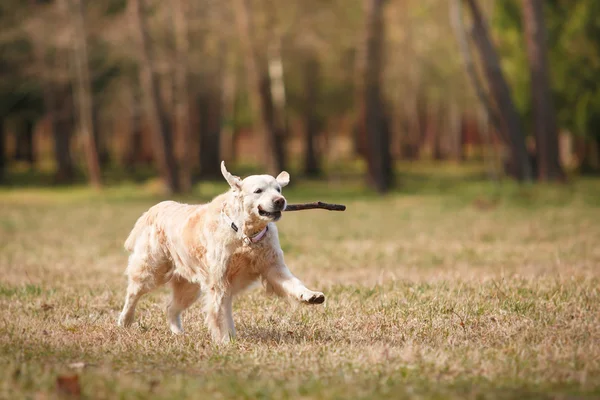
(284, 201), (346, 212)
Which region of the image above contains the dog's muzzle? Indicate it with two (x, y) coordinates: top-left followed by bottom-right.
(258, 205), (282, 221)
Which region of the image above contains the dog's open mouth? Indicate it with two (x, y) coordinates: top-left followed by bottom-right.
(258, 206), (282, 220)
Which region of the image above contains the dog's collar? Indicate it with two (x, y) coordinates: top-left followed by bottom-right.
(221, 210), (268, 245)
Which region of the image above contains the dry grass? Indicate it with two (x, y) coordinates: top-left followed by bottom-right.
(1, 174), (599, 399)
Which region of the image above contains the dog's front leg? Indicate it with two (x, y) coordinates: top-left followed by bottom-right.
(203, 245), (237, 343)
(263, 264), (325, 304)
(203, 285), (235, 343)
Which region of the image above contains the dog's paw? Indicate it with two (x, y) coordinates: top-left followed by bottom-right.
(211, 332), (235, 345)
(118, 312), (134, 327)
(117, 315), (129, 327)
(169, 324), (184, 335)
(301, 291), (325, 305)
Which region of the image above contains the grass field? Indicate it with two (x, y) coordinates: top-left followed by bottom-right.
(1, 167), (600, 399)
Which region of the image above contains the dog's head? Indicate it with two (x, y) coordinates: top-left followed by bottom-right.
(221, 161), (289, 222)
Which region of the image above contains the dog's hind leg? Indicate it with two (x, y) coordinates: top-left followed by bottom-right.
(118, 254), (172, 328)
(167, 275), (201, 334)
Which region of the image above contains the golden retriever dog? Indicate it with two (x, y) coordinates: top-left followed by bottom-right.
(117, 162), (325, 342)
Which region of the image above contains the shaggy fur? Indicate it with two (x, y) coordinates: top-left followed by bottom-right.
(117, 162), (325, 342)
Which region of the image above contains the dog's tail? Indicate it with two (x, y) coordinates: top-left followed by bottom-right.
(124, 211), (150, 252)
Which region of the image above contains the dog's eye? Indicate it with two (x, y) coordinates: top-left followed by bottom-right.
(276, 187), (281, 193)
(254, 188), (263, 194)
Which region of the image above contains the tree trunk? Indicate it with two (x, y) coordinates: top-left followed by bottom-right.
(522, 0), (565, 182)
(233, 0), (286, 174)
(198, 89), (222, 179)
(362, 0), (393, 193)
(198, 33), (227, 179)
(0, 118), (5, 181)
(401, 97), (421, 160)
(123, 81), (144, 170)
(67, 0), (102, 188)
(265, 33), (287, 174)
(425, 102), (444, 160)
(130, 0), (180, 193)
(448, 102), (464, 161)
(353, 0), (369, 160)
(452, 0), (504, 182)
(578, 136), (600, 174)
(51, 89), (75, 184)
(53, 132), (74, 183)
(220, 50), (238, 164)
(232, 0), (266, 166)
(14, 119), (36, 166)
(89, 101), (110, 168)
(400, 0), (422, 161)
(303, 52), (321, 177)
(450, 0), (506, 143)
(92, 106), (110, 167)
(171, 0), (192, 191)
(28, 1), (74, 183)
(53, 98), (75, 184)
(465, 0), (532, 181)
(478, 108), (501, 181)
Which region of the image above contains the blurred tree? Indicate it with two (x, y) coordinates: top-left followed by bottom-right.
(130, 0), (180, 193)
(52, 85), (76, 183)
(450, 0), (503, 139)
(450, 0), (502, 180)
(264, 1), (288, 175)
(197, 81), (223, 179)
(557, 0), (600, 173)
(353, 0), (368, 161)
(464, 0), (532, 181)
(219, 49), (238, 165)
(25, 0), (77, 183)
(7, 0), (598, 189)
(233, 0), (287, 175)
(362, 0), (393, 192)
(196, 1), (226, 179)
(86, 14), (132, 168)
(65, 0), (102, 187)
(521, 0), (564, 181)
(170, 0), (192, 191)
(0, 119), (5, 180)
(495, 0), (600, 174)
(1, 2), (39, 175)
(302, 50), (322, 177)
(122, 79), (145, 170)
(14, 119), (36, 165)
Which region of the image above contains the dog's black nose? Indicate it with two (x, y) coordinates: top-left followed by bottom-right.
(273, 197), (285, 210)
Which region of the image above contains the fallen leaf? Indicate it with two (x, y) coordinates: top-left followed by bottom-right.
(41, 303), (54, 311)
(149, 379), (160, 392)
(56, 374), (81, 398)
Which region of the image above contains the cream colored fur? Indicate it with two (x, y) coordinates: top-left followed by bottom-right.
(117, 161), (325, 343)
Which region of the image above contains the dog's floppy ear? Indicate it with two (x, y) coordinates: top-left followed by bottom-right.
(276, 171), (290, 188)
(221, 161), (242, 190)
